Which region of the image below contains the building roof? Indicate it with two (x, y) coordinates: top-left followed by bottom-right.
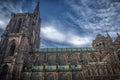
(33, 47), (96, 53)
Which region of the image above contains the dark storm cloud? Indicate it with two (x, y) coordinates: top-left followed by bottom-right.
(112, 0), (120, 2)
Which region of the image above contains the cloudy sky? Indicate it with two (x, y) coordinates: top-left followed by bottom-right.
(0, 0), (120, 48)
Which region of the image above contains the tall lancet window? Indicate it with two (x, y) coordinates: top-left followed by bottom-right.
(72, 73), (81, 80)
(11, 21), (16, 33)
(15, 18), (22, 33)
(59, 73), (68, 80)
(45, 73), (54, 80)
(9, 41), (16, 56)
(118, 51), (120, 60)
(0, 65), (9, 80)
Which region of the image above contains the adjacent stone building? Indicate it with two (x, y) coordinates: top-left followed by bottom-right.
(0, 2), (120, 80)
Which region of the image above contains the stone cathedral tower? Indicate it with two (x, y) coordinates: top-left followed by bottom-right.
(0, 2), (40, 80)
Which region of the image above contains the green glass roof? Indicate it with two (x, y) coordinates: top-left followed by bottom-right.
(32, 66), (43, 71)
(33, 47), (96, 53)
(31, 65), (82, 71)
(88, 62), (107, 65)
(45, 65), (57, 70)
(70, 65), (82, 70)
(58, 65), (69, 70)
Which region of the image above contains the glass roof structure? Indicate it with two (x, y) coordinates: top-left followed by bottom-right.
(33, 47), (96, 53)
(32, 65), (82, 71)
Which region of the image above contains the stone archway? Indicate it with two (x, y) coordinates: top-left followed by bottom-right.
(0, 64), (9, 80)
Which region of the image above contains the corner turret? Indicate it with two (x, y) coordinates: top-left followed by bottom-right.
(114, 33), (120, 45)
(92, 33), (113, 52)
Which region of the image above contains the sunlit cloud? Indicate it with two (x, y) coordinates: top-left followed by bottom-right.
(0, 20), (5, 29)
(41, 24), (93, 47)
(68, 35), (92, 46)
(0, 18), (10, 29)
(41, 26), (66, 42)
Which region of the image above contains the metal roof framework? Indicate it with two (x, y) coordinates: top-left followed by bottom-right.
(33, 47), (96, 53)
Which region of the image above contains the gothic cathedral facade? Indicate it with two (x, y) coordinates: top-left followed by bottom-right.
(0, 2), (40, 80)
(0, 2), (120, 80)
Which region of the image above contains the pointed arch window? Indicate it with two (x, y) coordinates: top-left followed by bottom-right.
(117, 51), (120, 60)
(31, 73), (41, 80)
(45, 73), (54, 80)
(0, 65), (9, 80)
(72, 73), (81, 80)
(11, 21), (16, 33)
(59, 73), (68, 80)
(15, 18), (22, 33)
(9, 41), (16, 56)
(58, 54), (67, 65)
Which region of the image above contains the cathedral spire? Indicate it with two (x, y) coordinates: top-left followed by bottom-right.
(107, 32), (110, 37)
(106, 31), (112, 41)
(117, 33), (120, 37)
(33, 1), (40, 15)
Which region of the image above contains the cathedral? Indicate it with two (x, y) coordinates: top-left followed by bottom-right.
(0, 2), (120, 80)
